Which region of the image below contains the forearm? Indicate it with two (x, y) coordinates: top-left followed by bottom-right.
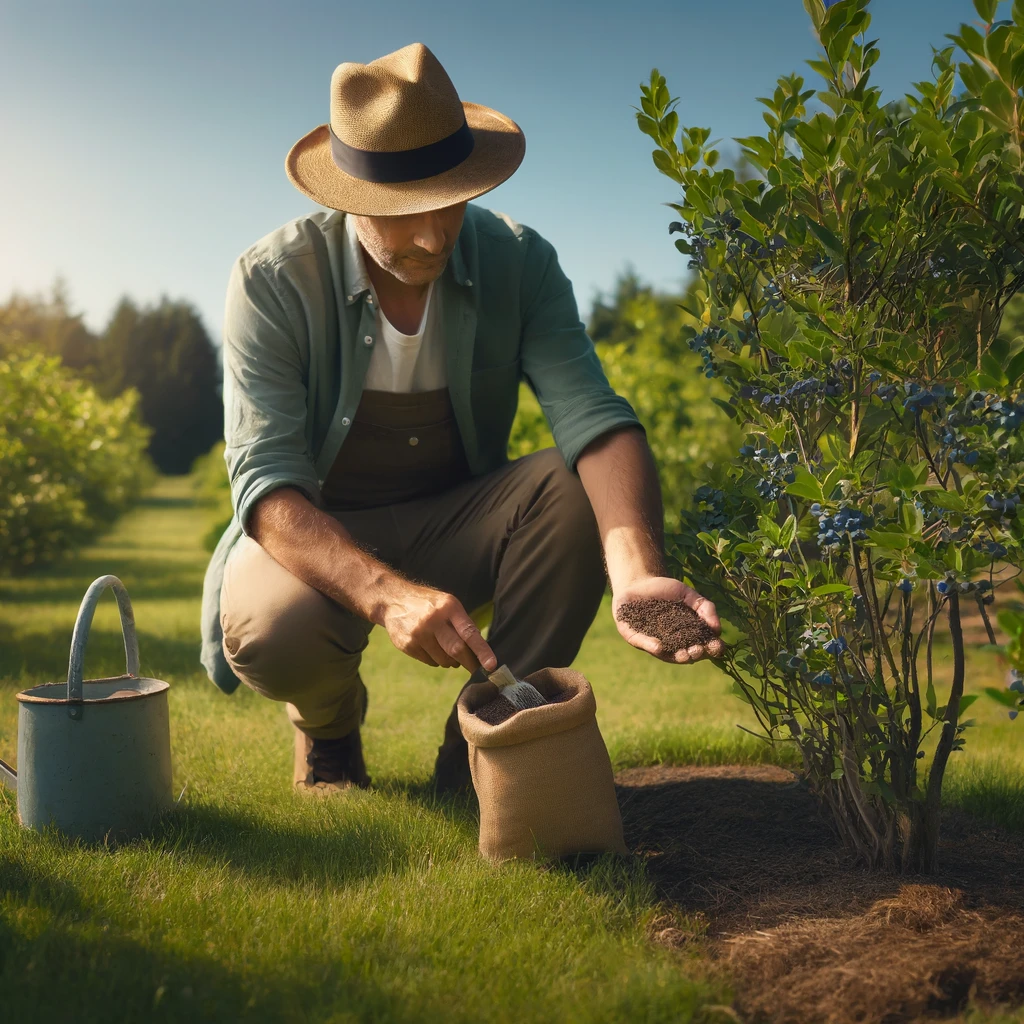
(575, 427), (666, 592)
(248, 487), (402, 625)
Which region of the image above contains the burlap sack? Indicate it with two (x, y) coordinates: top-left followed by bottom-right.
(457, 667), (627, 862)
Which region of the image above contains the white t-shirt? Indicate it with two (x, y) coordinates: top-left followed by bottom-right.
(362, 276), (448, 393)
(343, 214), (448, 393)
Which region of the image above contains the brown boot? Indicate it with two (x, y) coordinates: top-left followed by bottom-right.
(294, 726), (371, 794)
(293, 677), (371, 795)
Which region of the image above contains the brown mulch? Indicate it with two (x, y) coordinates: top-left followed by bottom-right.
(616, 765), (1024, 1024)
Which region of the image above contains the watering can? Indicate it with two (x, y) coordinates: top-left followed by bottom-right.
(0, 575), (173, 842)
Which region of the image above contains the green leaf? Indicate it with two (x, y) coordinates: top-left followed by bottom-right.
(779, 514), (797, 549)
(805, 219), (845, 260)
(974, 0), (998, 23)
(923, 489), (966, 512)
(711, 396), (738, 420)
(984, 686), (1023, 708)
(636, 113), (659, 139)
(830, 768), (845, 780)
(959, 694), (979, 714)
(661, 110), (679, 144)
(758, 514), (782, 546)
(652, 148), (682, 183)
(866, 529), (911, 550)
(785, 465), (824, 502)
(812, 583), (854, 596)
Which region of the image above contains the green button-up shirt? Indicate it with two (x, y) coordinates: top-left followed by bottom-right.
(200, 202), (642, 692)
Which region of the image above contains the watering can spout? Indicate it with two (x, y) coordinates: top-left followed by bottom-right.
(0, 758), (15, 793)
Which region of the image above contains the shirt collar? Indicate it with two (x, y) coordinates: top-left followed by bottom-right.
(342, 214), (372, 306)
(341, 211), (473, 306)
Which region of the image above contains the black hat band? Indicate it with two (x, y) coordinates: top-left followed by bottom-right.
(329, 119), (475, 184)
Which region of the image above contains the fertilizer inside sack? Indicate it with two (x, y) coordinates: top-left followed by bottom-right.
(474, 665), (556, 725)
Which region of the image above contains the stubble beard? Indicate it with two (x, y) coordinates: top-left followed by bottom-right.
(356, 226), (449, 288)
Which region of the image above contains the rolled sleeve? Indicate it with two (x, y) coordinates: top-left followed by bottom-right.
(222, 256), (321, 535)
(519, 231), (642, 471)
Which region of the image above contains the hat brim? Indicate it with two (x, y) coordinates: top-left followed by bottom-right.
(286, 102), (525, 216)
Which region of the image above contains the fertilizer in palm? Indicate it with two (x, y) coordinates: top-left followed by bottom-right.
(617, 597), (717, 653)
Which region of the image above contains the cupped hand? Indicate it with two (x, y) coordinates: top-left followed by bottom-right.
(381, 581), (498, 675)
(612, 575), (724, 664)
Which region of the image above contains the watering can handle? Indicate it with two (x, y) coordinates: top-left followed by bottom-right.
(67, 575), (140, 720)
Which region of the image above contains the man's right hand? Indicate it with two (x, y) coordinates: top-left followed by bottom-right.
(377, 580), (497, 675)
(250, 488), (497, 676)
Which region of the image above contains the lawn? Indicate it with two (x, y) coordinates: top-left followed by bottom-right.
(1, 474), (1021, 1023)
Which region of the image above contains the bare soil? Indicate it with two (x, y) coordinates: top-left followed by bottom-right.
(616, 764), (1024, 1023)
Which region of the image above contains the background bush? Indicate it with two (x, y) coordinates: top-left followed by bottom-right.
(510, 272), (742, 529)
(0, 286), (223, 476)
(0, 345), (152, 573)
(192, 441), (234, 552)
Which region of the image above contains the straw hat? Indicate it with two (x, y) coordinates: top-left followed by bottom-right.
(286, 43), (526, 216)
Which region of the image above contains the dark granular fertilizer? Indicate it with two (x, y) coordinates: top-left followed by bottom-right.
(475, 693), (518, 726)
(617, 598), (719, 654)
(474, 688), (574, 726)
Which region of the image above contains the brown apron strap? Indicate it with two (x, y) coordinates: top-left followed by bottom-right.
(321, 387), (471, 511)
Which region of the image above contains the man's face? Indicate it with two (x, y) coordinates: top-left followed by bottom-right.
(352, 201), (468, 287)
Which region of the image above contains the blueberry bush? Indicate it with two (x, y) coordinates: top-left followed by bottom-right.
(639, 0), (1024, 870)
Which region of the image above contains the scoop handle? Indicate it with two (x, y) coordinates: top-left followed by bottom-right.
(488, 665), (519, 689)
(67, 575), (140, 720)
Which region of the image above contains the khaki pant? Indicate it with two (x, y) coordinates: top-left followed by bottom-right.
(220, 448), (607, 739)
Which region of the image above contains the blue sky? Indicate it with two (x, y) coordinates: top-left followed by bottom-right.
(0, 0), (995, 340)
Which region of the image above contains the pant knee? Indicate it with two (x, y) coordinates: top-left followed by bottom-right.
(222, 574), (369, 701)
(534, 452), (602, 556)
(517, 450), (606, 599)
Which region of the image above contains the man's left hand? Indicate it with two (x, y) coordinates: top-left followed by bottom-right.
(611, 576), (724, 664)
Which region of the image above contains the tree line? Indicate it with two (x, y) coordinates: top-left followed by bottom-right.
(1, 282), (223, 474)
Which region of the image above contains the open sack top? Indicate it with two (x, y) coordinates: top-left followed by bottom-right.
(457, 667), (597, 748)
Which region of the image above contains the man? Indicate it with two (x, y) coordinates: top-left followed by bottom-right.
(199, 42), (723, 795)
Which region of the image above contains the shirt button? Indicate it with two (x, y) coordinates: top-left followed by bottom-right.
(466, 279), (473, 287)
(408, 436), (419, 446)
(341, 416), (351, 426)
(347, 294), (354, 302)
(364, 335), (373, 345)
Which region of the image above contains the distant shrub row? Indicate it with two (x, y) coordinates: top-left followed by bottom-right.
(0, 347), (152, 573)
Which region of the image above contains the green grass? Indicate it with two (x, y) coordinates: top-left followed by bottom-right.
(1, 475), (1021, 1022)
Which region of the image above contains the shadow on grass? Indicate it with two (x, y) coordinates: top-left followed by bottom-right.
(138, 494), (196, 510)
(0, 556), (204, 604)
(0, 855), (432, 1024)
(372, 776), (478, 819)
(946, 766), (1024, 834)
(152, 800), (416, 888)
(0, 625), (203, 685)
